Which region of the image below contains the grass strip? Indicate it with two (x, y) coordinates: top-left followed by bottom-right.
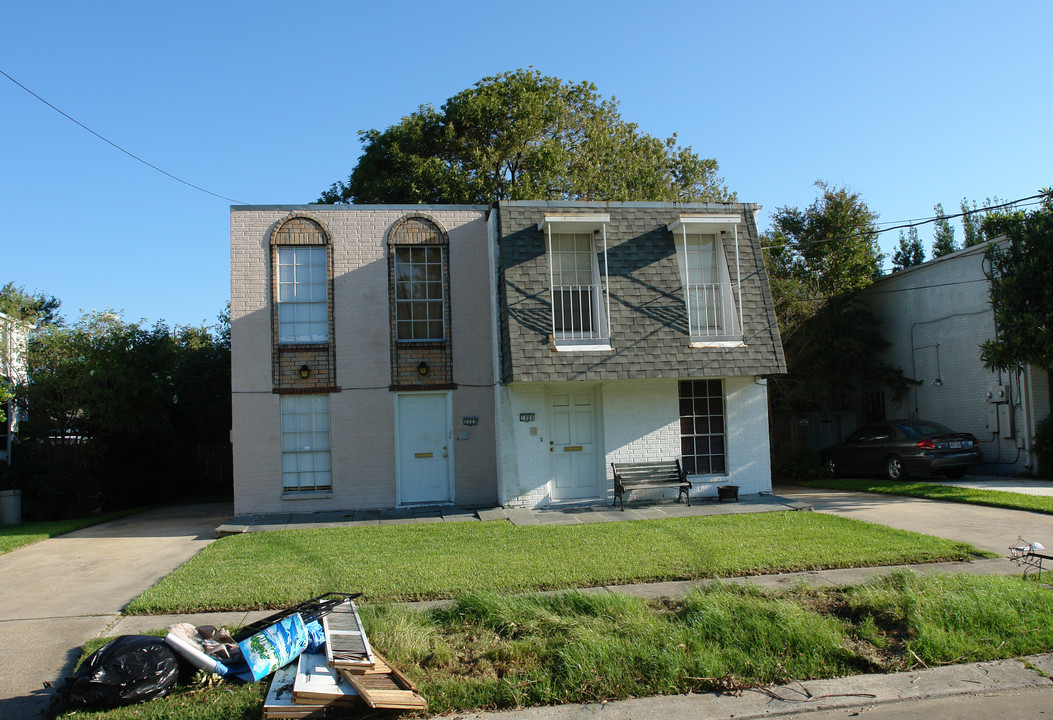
(127, 511), (984, 614)
(0, 508), (146, 555)
(62, 573), (1053, 719)
(803, 478), (1053, 515)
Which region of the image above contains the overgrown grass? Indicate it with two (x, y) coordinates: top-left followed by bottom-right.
(61, 573), (1053, 719)
(0, 508), (146, 555)
(804, 478), (1053, 515)
(127, 511), (986, 614)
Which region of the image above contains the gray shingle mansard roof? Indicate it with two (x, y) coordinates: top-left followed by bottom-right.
(495, 201), (786, 383)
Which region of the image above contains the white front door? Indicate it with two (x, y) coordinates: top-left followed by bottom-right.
(549, 390), (599, 500)
(396, 393), (452, 505)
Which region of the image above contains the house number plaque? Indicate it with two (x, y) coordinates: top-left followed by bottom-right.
(463, 417), (478, 426)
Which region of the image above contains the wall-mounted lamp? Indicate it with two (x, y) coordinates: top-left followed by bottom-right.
(417, 361), (429, 377)
(932, 377), (943, 387)
(299, 364), (311, 379)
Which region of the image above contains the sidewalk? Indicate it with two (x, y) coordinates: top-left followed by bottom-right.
(215, 491), (808, 535)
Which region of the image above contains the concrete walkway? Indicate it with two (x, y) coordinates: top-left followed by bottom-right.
(215, 492), (806, 535)
(777, 483), (1053, 554)
(0, 503), (233, 719)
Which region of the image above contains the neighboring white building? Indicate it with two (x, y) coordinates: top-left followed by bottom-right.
(0, 311), (31, 465)
(859, 241), (1050, 475)
(229, 202), (786, 514)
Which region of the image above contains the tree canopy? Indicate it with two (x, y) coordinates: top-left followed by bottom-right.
(892, 227), (925, 272)
(0, 282), (61, 326)
(8, 305), (231, 518)
(762, 182), (911, 412)
(318, 69), (734, 205)
(931, 203), (957, 258)
(980, 189), (1053, 371)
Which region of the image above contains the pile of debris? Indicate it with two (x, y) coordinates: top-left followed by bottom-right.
(53, 592), (427, 718)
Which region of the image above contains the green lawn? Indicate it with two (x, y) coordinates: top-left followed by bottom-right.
(127, 510), (986, 614)
(803, 478), (1053, 514)
(62, 572), (1053, 719)
(0, 509), (146, 555)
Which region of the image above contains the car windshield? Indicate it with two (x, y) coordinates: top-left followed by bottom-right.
(896, 420), (954, 436)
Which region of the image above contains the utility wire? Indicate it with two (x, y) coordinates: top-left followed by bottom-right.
(1, 68), (246, 205)
(762, 193), (1046, 252)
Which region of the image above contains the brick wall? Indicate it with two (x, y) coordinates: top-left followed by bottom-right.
(231, 205), (494, 513)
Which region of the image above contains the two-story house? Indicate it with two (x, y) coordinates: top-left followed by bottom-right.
(492, 202), (785, 506)
(229, 201), (785, 514)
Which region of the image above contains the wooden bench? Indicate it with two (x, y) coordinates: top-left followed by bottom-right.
(611, 460), (691, 510)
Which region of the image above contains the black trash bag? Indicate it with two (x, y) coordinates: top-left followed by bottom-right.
(60, 635), (180, 709)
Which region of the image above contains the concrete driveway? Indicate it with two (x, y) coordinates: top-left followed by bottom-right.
(0, 502), (231, 718)
(778, 484), (1053, 554)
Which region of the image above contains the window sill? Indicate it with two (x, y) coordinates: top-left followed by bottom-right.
(690, 338), (744, 348)
(278, 342), (329, 350)
(282, 490), (333, 500)
(553, 343), (613, 352)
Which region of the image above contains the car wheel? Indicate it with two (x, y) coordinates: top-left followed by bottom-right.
(886, 455), (908, 481)
(822, 455), (838, 478)
(944, 468), (966, 479)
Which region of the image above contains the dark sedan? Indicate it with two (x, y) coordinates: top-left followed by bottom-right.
(820, 420), (982, 481)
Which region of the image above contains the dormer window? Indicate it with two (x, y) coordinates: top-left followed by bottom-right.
(539, 214), (612, 350)
(668, 216), (744, 347)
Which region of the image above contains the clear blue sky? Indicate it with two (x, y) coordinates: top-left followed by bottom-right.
(3, 1), (1050, 328)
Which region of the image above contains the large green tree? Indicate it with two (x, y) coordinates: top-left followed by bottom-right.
(980, 189), (1053, 371)
(763, 182), (909, 412)
(318, 69), (734, 205)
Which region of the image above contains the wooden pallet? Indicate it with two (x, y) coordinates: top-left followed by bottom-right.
(338, 651), (427, 711)
(323, 600), (375, 673)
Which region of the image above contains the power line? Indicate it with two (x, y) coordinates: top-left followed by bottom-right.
(0, 67), (246, 205)
(762, 193), (1046, 252)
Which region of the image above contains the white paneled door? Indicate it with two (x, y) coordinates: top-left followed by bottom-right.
(549, 390), (598, 500)
(396, 393), (452, 505)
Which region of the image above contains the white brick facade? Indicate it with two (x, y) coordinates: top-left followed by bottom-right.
(497, 376), (773, 508)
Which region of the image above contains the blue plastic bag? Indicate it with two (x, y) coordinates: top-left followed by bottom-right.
(237, 612), (309, 681)
(305, 620), (326, 653)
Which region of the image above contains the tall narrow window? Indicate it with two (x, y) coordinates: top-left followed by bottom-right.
(281, 394), (331, 491)
(681, 234), (734, 337)
(679, 379), (726, 475)
(668, 216), (743, 344)
(394, 246), (445, 341)
(277, 246), (328, 343)
(551, 233), (600, 338)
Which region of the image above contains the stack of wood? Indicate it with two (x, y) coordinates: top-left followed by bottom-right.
(263, 599), (427, 718)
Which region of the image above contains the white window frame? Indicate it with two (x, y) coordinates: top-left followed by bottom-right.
(280, 394), (332, 492)
(539, 214), (612, 351)
(277, 246), (329, 344)
(668, 216), (744, 347)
